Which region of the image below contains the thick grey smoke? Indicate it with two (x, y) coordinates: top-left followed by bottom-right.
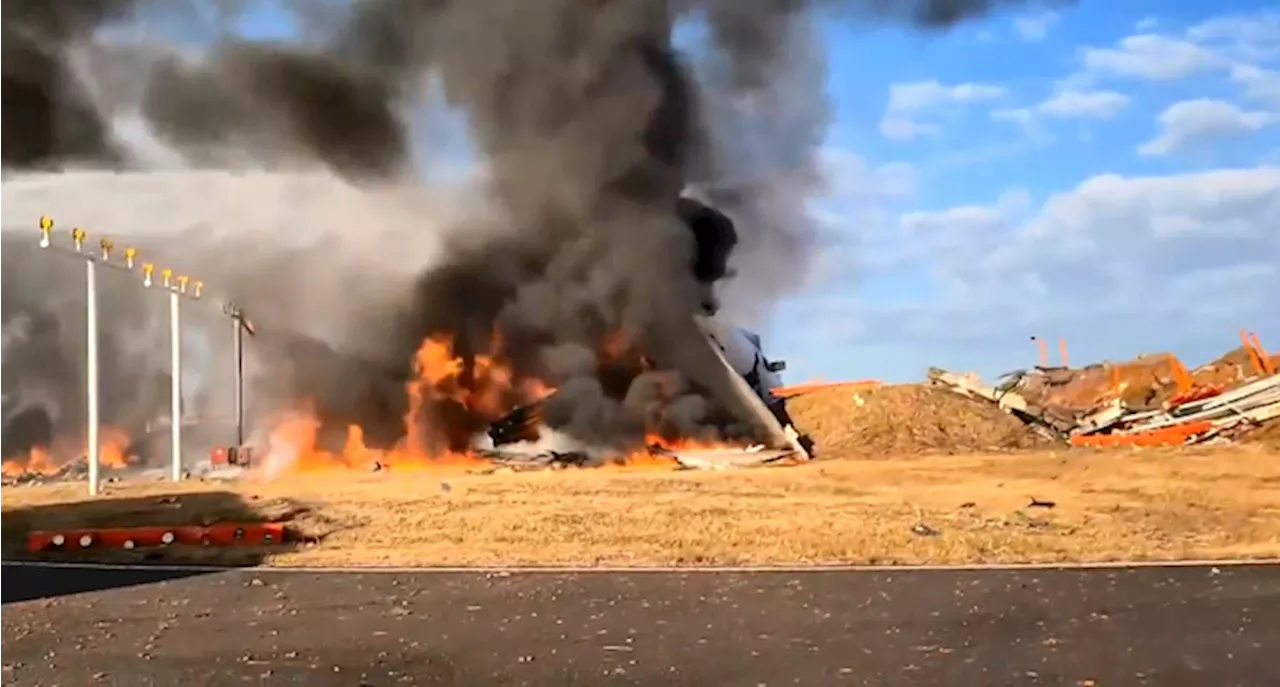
(330, 0), (1060, 448)
(2, 0), (1057, 462)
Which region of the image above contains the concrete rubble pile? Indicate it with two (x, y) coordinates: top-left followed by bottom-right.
(927, 343), (1280, 448)
(0, 459), (91, 486)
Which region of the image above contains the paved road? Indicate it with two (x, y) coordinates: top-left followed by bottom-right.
(3, 563), (1278, 686)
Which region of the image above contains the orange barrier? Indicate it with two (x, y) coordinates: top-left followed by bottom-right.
(1167, 384), (1226, 408)
(771, 380), (882, 399)
(1069, 420), (1215, 448)
(26, 522), (288, 553)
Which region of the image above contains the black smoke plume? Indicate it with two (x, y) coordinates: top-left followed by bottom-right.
(2, 0), (1059, 463)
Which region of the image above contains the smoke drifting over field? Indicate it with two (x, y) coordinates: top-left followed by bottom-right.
(1, 0), (1051, 461)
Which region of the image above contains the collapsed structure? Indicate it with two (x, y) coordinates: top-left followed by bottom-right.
(928, 334), (1280, 448)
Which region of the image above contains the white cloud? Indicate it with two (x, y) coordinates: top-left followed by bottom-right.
(872, 161), (919, 200)
(777, 10), (1280, 380)
(1082, 34), (1223, 80)
(783, 167), (1280, 380)
(1022, 168), (1280, 240)
(1232, 65), (1280, 107)
(1013, 10), (1059, 42)
(819, 149), (918, 205)
(1186, 11), (1280, 61)
(989, 90), (1128, 142)
(901, 204), (1004, 238)
(879, 117), (941, 142)
(886, 81), (1008, 113)
(991, 107), (1035, 126)
(879, 81), (1006, 142)
(1186, 13), (1280, 45)
(988, 105), (1039, 138)
(1138, 99), (1279, 156)
(897, 189), (1029, 262)
(801, 148), (919, 278)
(1061, 10), (1280, 100)
(1037, 90), (1131, 118)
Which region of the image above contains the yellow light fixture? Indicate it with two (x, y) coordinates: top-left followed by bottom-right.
(39, 216), (54, 248)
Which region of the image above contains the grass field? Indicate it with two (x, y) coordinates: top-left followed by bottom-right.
(4, 444), (1279, 567)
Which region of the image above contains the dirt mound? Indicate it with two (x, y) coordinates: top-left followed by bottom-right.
(786, 384), (1053, 459)
(1244, 417), (1280, 447)
(1194, 346), (1279, 385)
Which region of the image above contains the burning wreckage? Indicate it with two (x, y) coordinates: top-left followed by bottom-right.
(0, 196), (810, 485)
(280, 196), (813, 475)
(3, 0), (1072, 483)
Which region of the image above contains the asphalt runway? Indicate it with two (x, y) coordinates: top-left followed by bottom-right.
(3, 562), (1278, 686)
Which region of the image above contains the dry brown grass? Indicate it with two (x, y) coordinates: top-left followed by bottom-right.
(4, 444), (1280, 567)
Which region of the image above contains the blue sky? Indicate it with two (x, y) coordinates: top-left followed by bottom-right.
(760, 1), (1280, 384)
(183, 1), (1280, 385)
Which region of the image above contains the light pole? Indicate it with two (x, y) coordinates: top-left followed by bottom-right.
(85, 238), (101, 494)
(168, 271), (183, 482)
(39, 219), (109, 494)
(222, 302), (256, 452)
(141, 265), (205, 482)
(36, 216), (208, 494)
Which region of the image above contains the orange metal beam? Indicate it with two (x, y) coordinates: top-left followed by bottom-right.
(1070, 420), (1214, 448)
(772, 380), (882, 399)
(1250, 332), (1276, 375)
(1168, 384), (1225, 408)
(1032, 336), (1048, 367)
(1241, 329), (1267, 376)
(1166, 354), (1193, 394)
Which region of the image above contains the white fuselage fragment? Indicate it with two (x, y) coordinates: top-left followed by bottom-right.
(695, 312), (785, 402)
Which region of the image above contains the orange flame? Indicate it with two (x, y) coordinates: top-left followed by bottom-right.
(99, 427), (131, 469)
(1, 427), (133, 477)
(616, 432), (739, 469)
(1, 446), (58, 477)
(260, 328), (745, 476)
(261, 333), (556, 476)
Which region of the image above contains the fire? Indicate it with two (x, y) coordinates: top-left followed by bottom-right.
(261, 327), (745, 477)
(1, 427), (133, 478)
(1, 446), (57, 477)
(615, 432), (742, 470)
(100, 427), (131, 469)
(261, 411), (486, 477)
(602, 330), (632, 362)
(262, 332), (555, 476)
